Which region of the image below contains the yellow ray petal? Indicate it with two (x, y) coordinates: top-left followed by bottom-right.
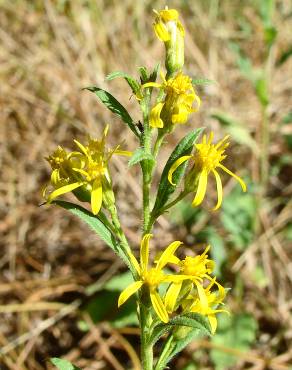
(74, 139), (88, 156)
(168, 155), (192, 185)
(150, 291), (169, 323)
(156, 241), (182, 271)
(192, 169), (208, 207)
(165, 282), (182, 312)
(118, 281), (144, 307)
(91, 178), (103, 215)
(153, 22), (170, 41)
(218, 164), (247, 192)
(163, 274), (193, 283)
(149, 102), (164, 128)
(142, 82), (162, 89)
(212, 169), (223, 211)
(195, 282), (209, 309)
(47, 182), (84, 203)
(114, 150), (132, 157)
(126, 250), (141, 275)
(208, 314), (217, 334)
(140, 234), (152, 272)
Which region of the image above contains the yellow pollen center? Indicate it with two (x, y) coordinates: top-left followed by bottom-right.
(194, 143), (225, 172)
(181, 256), (209, 276)
(144, 268), (164, 287)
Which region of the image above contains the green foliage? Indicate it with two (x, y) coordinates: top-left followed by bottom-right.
(84, 271), (138, 328)
(255, 77), (269, 106)
(192, 78), (215, 85)
(149, 313), (211, 345)
(221, 186), (256, 251)
(53, 201), (131, 270)
(211, 313), (258, 370)
(152, 128), (203, 215)
(50, 358), (81, 370)
(259, 0), (277, 46)
(106, 70), (141, 96)
(212, 112), (259, 155)
(277, 46), (292, 66)
(128, 147), (155, 167)
(206, 227), (226, 277)
(84, 86), (140, 137)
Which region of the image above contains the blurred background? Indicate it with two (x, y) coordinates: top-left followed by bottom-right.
(1, 0), (291, 369)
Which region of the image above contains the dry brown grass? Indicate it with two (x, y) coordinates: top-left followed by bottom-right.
(0, 0), (291, 369)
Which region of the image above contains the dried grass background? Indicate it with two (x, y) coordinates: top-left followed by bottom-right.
(0, 0), (291, 369)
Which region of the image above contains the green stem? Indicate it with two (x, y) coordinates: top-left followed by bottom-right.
(140, 302), (154, 370)
(153, 131), (165, 158)
(141, 93), (153, 235)
(108, 204), (131, 254)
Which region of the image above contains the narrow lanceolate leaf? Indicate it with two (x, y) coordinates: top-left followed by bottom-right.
(53, 200), (130, 270)
(128, 147), (155, 167)
(84, 86), (140, 137)
(152, 128), (204, 215)
(50, 358), (81, 370)
(106, 71), (141, 96)
(192, 78), (215, 85)
(149, 312), (211, 345)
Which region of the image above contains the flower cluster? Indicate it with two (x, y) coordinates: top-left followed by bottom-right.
(119, 235), (226, 332)
(44, 126), (131, 215)
(144, 72), (200, 130)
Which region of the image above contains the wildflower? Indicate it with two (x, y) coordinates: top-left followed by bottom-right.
(153, 7), (185, 74)
(143, 72), (200, 129)
(168, 132), (247, 210)
(45, 126), (131, 215)
(186, 279), (228, 333)
(164, 246), (215, 312)
(118, 234), (187, 323)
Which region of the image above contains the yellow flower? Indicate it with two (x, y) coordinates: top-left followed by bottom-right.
(143, 72), (200, 129)
(168, 132), (247, 210)
(187, 279), (228, 334)
(118, 234), (186, 323)
(153, 7), (185, 73)
(45, 126), (131, 215)
(164, 246), (215, 313)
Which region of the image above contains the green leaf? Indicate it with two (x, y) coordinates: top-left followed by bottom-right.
(84, 86), (140, 137)
(149, 62), (160, 82)
(221, 186), (257, 251)
(192, 78), (215, 85)
(128, 147), (155, 167)
(210, 313), (258, 370)
(106, 71), (141, 96)
(152, 128), (204, 215)
(255, 77), (269, 106)
(277, 46), (292, 66)
(211, 112), (259, 155)
(138, 66), (148, 83)
(149, 312), (211, 345)
(53, 200), (130, 269)
(50, 358), (81, 370)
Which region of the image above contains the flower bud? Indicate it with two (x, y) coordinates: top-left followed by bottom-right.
(153, 8), (185, 75)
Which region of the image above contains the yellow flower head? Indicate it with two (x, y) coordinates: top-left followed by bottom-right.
(44, 126), (131, 215)
(153, 7), (185, 73)
(118, 234), (185, 323)
(187, 279), (228, 334)
(164, 246), (215, 313)
(168, 132), (247, 210)
(144, 72), (200, 129)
